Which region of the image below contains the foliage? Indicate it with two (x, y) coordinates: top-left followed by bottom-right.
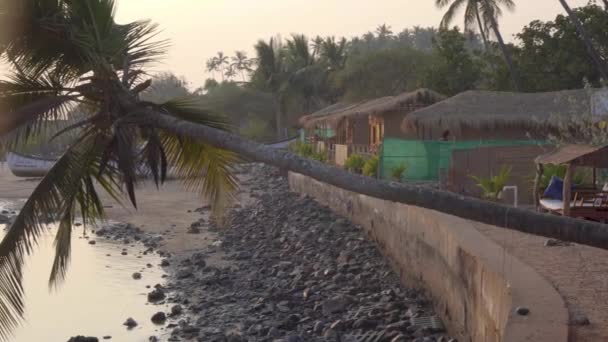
(290, 141), (315, 157)
(516, 4), (608, 91)
(334, 47), (429, 100)
(362, 155), (379, 178)
(423, 28), (481, 96)
(239, 117), (274, 142)
(289, 141), (326, 162)
(344, 154), (366, 174)
(391, 163), (408, 182)
(538, 164), (586, 191)
(470, 165), (512, 200)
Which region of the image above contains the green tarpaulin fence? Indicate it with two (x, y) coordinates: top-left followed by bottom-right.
(379, 138), (545, 181)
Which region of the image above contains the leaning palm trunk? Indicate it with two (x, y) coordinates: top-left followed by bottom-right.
(482, 0), (522, 91)
(558, 0), (608, 81)
(475, 6), (490, 48)
(142, 110), (608, 251)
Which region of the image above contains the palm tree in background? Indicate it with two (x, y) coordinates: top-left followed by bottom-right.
(557, 0), (608, 81)
(230, 51), (252, 82)
(436, 0), (489, 47)
(205, 57), (219, 79)
(375, 24), (394, 41)
(435, 0), (522, 91)
(214, 51), (230, 81)
(252, 37), (288, 138)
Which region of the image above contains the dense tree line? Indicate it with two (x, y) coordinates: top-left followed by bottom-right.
(193, 2), (608, 139)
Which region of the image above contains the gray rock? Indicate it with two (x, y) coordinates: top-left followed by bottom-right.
(147, 288), (166, 302)
(88, 240), (96, 245)
(0, 215), (10, 224)
(322, 296), (349, 315)
(170, 304), (183, 316)
(68, 337), (99, 342)
(123, 317), (138, 328)
(151, 312), (167, 324)
(132, 272), (142, 280)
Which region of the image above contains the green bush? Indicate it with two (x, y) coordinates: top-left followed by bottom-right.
(470, 165), (512, 201)
(290, 141), (315, 158)
(390, 163), (408, 182)
(538, 164), (586, 190)
(363, 155), (379, 177)
(311, 151), (327, 163)
(345, 154), (366, 174)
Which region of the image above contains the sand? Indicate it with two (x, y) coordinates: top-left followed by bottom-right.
(0, 167), (251, 254)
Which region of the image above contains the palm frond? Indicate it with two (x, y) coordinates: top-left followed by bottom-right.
(154, 97), (233, 131)
(0, 131), (119, 337)
(161, 132), (239, 217)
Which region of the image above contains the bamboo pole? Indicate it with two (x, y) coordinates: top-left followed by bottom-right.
(563, 164), (573, 217)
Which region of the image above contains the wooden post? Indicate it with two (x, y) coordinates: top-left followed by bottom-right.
(563, 163), (573, 217)
(533, 163), (544, 210)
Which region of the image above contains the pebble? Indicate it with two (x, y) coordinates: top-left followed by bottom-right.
(516, 306), (530, 316)
(123, 317), (138, 328)
(132, 272), (142, 280)
(161, 164), (452, 341)
(151, 312), (167, 324)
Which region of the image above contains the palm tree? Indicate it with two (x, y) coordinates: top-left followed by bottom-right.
(252, 37), (287, 138)
(1, 1), (608, 339)
(0, 1), (238, 336)
(205, 57), (218, 79)
(557, 0), (608, 81)
(436, 0), (522, 91)
(230, 51), (251, 82)
(436, 0), (489, 47)
(214, 51), (229, 81)
(375, 24), (394, 41)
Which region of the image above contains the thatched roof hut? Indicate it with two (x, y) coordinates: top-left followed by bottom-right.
(299, 89), (445, 129)
(401, 89), (608, 140)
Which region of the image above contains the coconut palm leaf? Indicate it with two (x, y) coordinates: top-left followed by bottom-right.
(0, 131), (121, 337)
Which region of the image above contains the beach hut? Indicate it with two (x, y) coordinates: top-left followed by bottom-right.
(400, 89), (605, 140)
(535, 144), (608, 220)
(298, 89), (444, 165)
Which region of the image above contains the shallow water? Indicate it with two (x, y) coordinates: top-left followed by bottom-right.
(0, 200), (170, 342)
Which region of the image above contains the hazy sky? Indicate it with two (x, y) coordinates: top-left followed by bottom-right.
(1, 0), (593, 88)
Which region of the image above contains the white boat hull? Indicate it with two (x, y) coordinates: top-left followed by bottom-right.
(6, 152), (56, 178)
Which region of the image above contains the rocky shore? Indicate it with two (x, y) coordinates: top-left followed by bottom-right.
(159, 164), (456, 342)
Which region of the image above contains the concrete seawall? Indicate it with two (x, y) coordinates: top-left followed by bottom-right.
(289, 172), (568, 342)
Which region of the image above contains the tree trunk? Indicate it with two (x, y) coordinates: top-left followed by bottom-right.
(482, 0), (522, 91)
(142, 111), (608, 251)
(474, 6), (489, 49)
(275, 95), (285, 139)
(558, 0), (608, 81)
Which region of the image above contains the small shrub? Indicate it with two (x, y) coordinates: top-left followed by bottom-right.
(311, 151), (327, 163)
(345, 154), (366, 174)
(390, 163), (407, 182)
(470, 165), (512, 201)
(290, 141), (315, 158)
(363, 155), (379, 177)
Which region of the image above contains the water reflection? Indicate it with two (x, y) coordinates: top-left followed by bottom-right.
(1, 218), (169, 341)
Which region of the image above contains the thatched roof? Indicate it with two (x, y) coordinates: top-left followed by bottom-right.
(401, 89), (607, 136)
(299, 89), (445, 129)
(536, 144), (608, 168)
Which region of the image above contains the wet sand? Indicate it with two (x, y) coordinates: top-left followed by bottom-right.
(0, 167), (249, 254)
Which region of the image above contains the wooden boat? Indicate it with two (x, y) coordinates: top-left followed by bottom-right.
(6, 152), (57, 178)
